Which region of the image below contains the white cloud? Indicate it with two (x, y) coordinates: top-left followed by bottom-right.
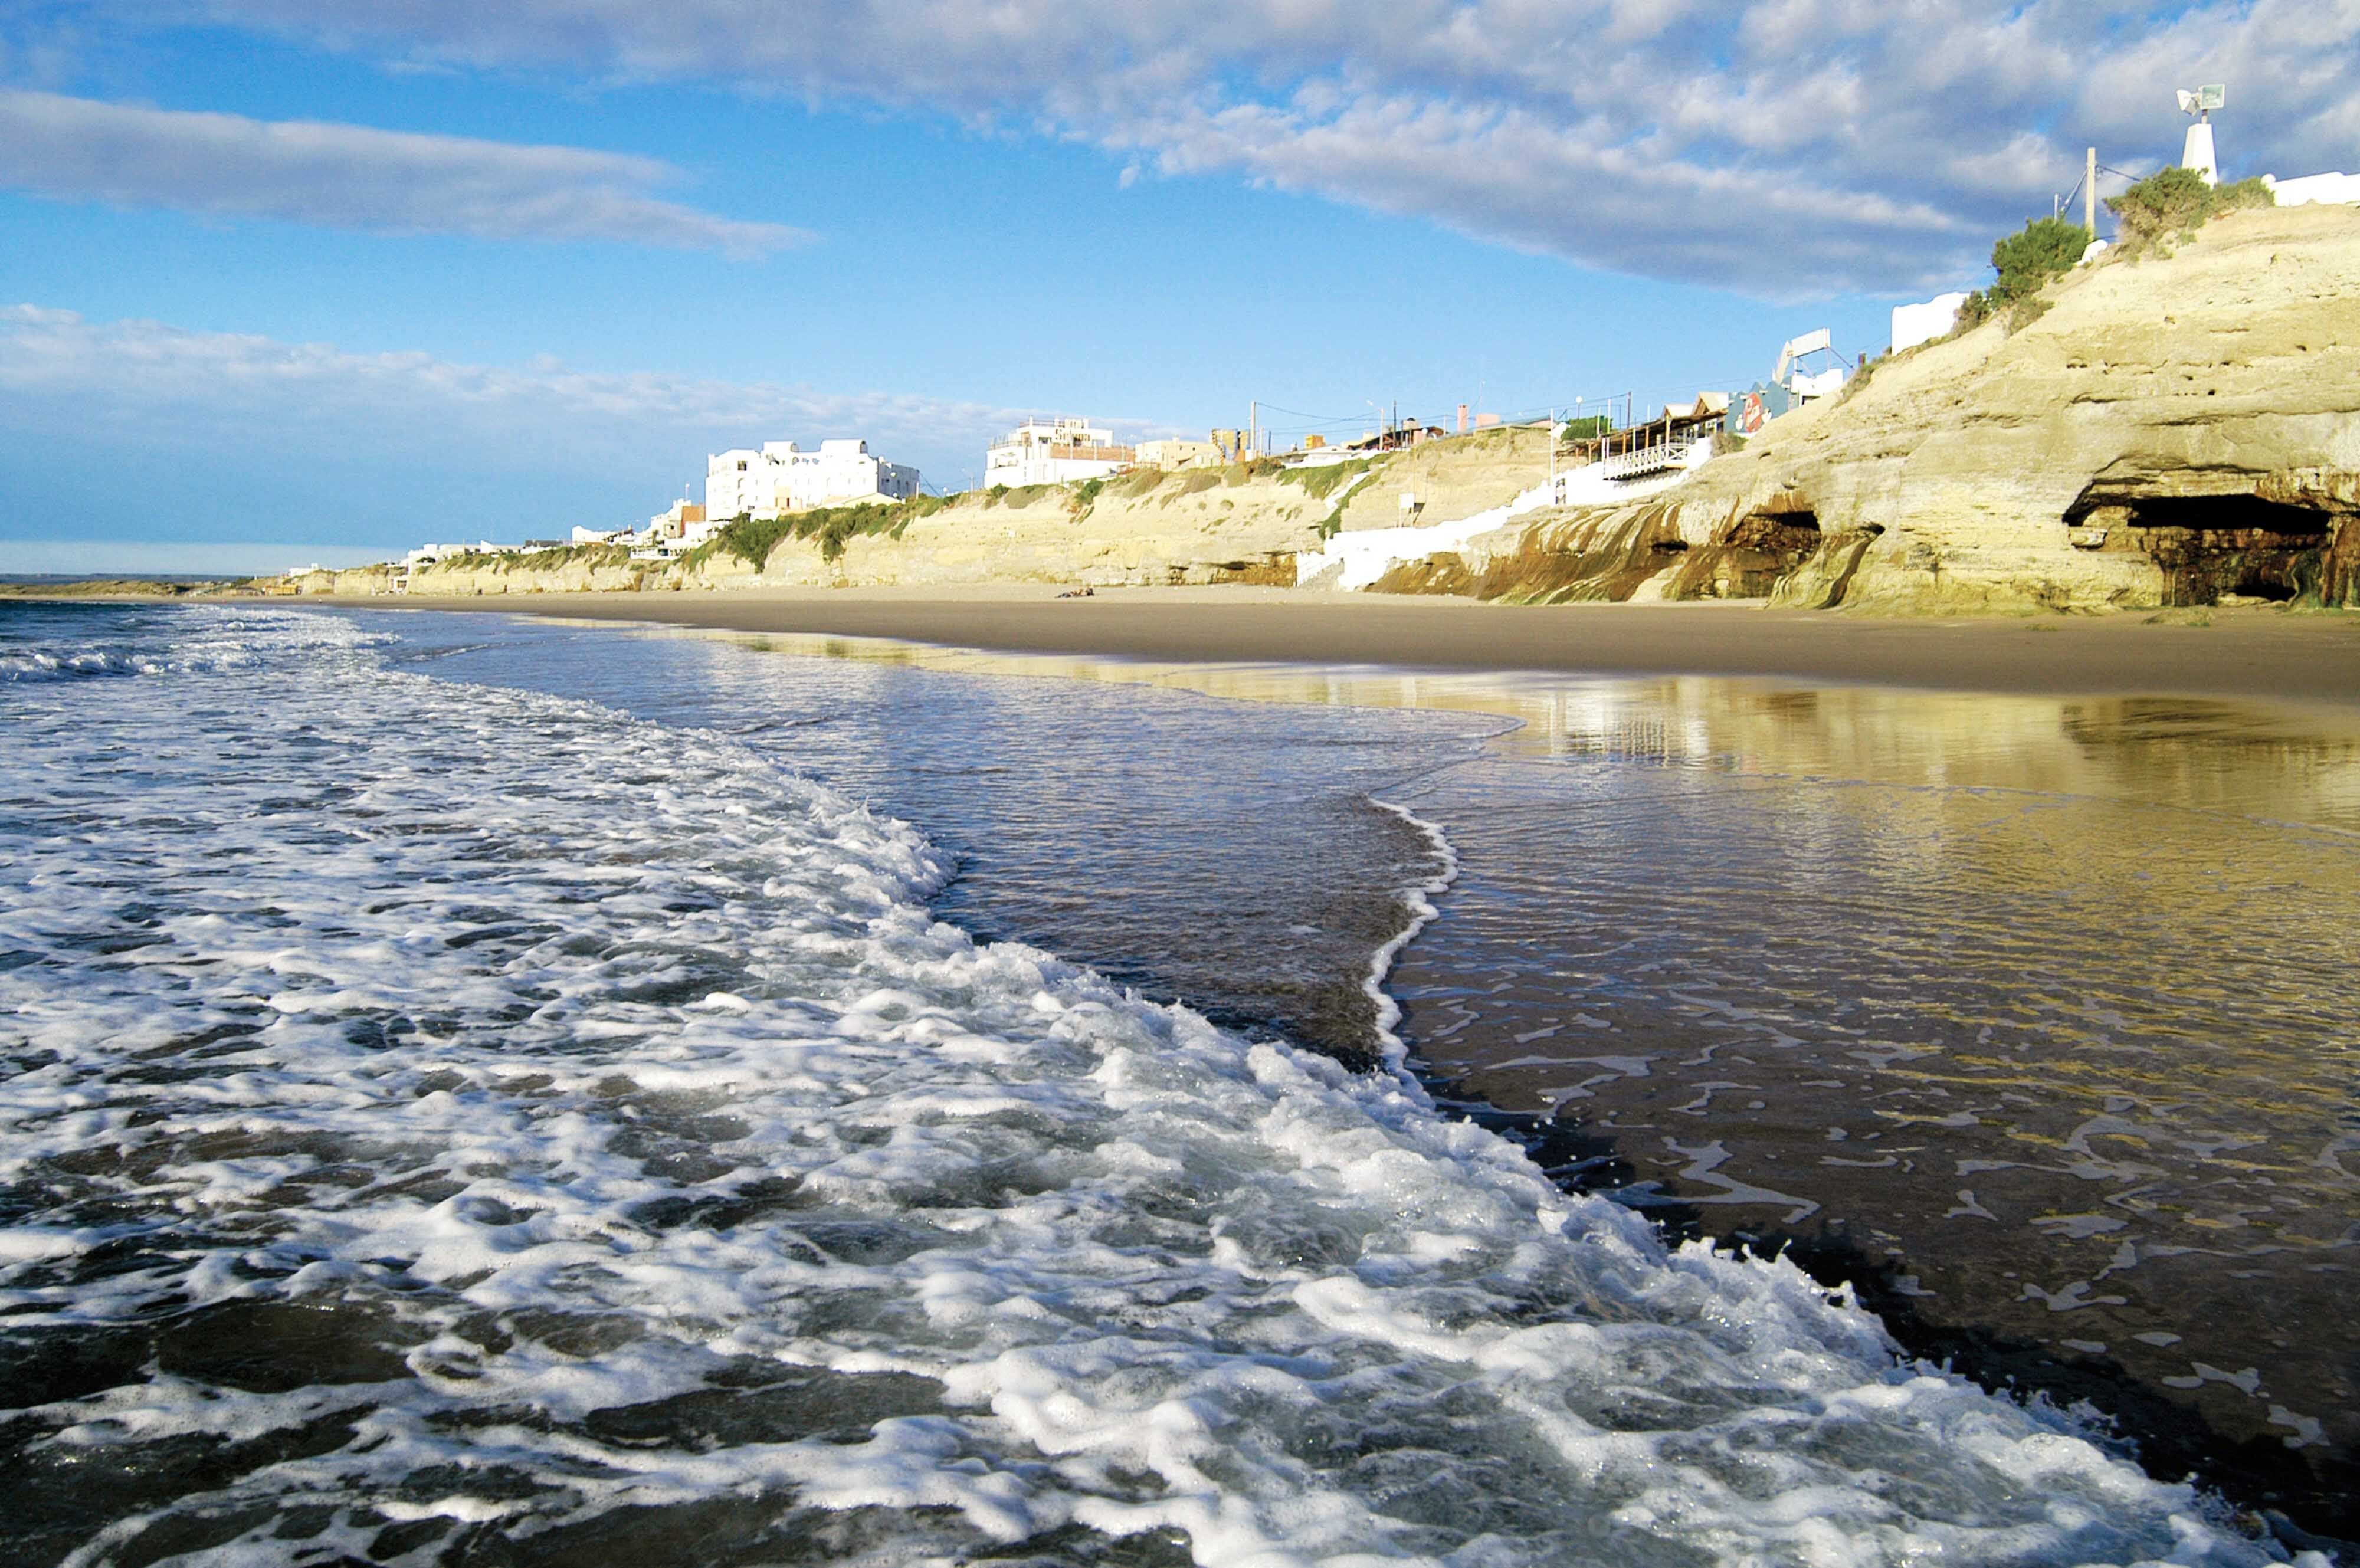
(145, 0), (2360, 294)
(0, 304), (1045, 525)
(0, 89), (808, 254)
(0, 303), (1021, 452)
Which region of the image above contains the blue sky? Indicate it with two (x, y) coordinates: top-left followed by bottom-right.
(2, 1), (2354, 570)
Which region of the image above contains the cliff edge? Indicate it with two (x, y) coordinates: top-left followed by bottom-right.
(1389, 203), (2360, 612)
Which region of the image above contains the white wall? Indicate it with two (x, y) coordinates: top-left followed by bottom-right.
(1892, 291), (1969, 354)
(2266, 172), (2360, 207)
(984, 450), (1127, 488)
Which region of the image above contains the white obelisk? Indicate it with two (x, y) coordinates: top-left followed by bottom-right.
(2179, 86), (2223, 186)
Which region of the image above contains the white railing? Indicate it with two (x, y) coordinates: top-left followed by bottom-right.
(1597, 438), (1701, 483)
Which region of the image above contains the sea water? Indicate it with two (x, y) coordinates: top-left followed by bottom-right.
(408, 614), (2360, 1533)
(0, 602), (2330, 1566)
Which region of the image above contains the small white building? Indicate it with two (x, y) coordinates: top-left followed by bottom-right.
(1135, 438), (1222, 470)
(404, 540), (509, 565)
(985, 418), (1134, 488)
(706, 439), (921, 520)
(629, 500), (718, 559)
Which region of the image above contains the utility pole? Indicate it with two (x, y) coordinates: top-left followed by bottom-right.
(1249, 399), (1257, 460)
(1547, 405), (1556, 500)
(2086, 146), (2099, 235)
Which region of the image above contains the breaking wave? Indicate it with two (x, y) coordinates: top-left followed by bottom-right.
(0, 605), (2315, 1566)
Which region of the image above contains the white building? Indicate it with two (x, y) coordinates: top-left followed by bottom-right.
(706, 450), (778, 521)
(706, 439), (921, 520)
(985, 419), (1134, 488)
(631, 499), (718, 559)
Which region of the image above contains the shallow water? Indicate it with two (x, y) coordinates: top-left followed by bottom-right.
(1378, 681), (2360, 1532)
(438, 620), (2360, 1538)
(0, 602), (2347, 1566)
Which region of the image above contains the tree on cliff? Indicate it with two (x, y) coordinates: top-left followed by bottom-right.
(1959, 215), (2091, 327)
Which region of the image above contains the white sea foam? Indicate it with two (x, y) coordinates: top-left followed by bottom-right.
(0, 606), (2320, 1566)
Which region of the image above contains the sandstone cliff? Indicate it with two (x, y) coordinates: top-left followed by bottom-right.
(292, 428), (1559, 598)
(1391, 204), (2360, 612)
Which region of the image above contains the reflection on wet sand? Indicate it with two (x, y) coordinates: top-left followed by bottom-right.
(698, 626), (2360, 832)
(676, 624), (2360, 1537)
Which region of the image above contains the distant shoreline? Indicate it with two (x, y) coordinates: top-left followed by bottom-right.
(283, 586), (2360, 707)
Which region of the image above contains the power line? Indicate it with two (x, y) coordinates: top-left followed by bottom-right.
(1251, 401), (1366, 427)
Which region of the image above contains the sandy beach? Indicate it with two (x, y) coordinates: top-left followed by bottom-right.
(337, 586), (2360, 705)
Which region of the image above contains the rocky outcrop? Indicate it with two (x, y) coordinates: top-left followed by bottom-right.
(1417, 204), (2360, 612)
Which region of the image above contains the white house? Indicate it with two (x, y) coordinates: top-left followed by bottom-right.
(985, 418), (1134, 488)
(706, 439), (921, 520)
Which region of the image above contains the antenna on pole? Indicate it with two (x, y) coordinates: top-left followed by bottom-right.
(2176, 83), (2224, 186)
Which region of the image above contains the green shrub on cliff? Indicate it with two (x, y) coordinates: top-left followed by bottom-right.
(514, 542), (627, 570)
(694, 494), (949, 570)
(1956, 215), (2091, 329)
(1990, 216), (2090, 302)
(2106, 168), (2274, 251)
(698, 513), (793, 570)
(1277, 456), (1378, 501)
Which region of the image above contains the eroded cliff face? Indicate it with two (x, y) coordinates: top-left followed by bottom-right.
(295, 552), (654, 598)
(736, 465), (1324, 589)
(1420, 204), (2360, 613)
(287, 429), (1561, 598)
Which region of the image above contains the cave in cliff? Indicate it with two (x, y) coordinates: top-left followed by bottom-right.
(2068, 490), (2342, 606)
(1680, 504), (1823, 599)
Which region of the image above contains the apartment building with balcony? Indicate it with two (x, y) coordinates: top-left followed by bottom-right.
(984, 418), (1134, 488)
(706, 439), (922, 520)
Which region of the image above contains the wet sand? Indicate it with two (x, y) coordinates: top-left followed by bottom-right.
(338, 587), (2360, 705)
